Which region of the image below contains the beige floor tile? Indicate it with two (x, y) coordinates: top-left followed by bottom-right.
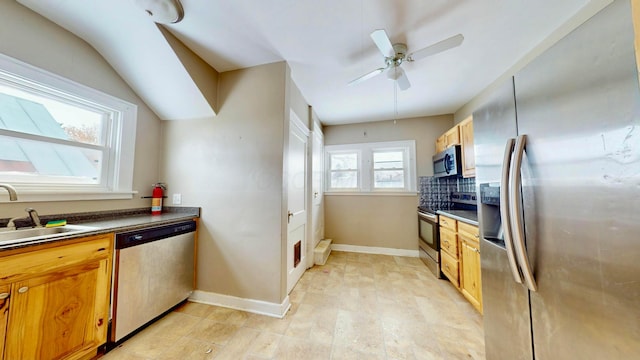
(142, 311), (202, 339)
(156, 337), (220, 360)
(186, 318), (241, 345)
(332, 344), (387, 360)
(334, 309), (386, 355)
(243, 313), (292, 334)
(272, 336), (332, 360)
(246, 330), (282, 358)
(114, 326), (174, 358)
(103, 252), (485, 360)
(212, 327), (262, 360)
(206, 306), (250, 327)
(174, 301), (216, 318)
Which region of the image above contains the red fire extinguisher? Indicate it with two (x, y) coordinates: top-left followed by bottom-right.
(151, 183), (166, 215)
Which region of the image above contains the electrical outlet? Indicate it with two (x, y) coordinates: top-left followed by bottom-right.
(172, 193), (182, 205)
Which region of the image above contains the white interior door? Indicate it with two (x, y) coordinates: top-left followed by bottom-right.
(311, 130), (324, 250)
(287, 113), (309, 293)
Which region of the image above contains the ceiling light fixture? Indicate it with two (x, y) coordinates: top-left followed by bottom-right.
(133, 0), (184, 24)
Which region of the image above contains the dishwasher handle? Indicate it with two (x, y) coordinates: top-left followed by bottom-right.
(116, 220), (196, 249)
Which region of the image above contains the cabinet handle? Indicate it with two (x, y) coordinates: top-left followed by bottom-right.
(0, 292), (9, 300)
(18, 286), (28, 294)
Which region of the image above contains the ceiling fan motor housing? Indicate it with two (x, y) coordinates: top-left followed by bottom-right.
(387, 43), (408, 66)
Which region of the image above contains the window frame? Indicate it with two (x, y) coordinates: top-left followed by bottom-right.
(0, 53), (137, 202)
(326, 149), (361, 191)
(325, 140), (417, 194)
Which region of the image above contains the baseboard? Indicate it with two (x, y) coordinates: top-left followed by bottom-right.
(331, 244), (419, 257)
(189, 290), (291, 319)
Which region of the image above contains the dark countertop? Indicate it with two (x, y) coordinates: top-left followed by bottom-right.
(437, 209), (478, 226)
(0, 207), (200, 252)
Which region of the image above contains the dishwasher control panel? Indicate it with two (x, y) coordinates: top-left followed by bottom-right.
(115, 220), (196, 249)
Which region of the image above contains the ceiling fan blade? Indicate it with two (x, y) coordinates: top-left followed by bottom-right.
(407, 34), (464, 61)
(370, 29), (395, 57)
(395, 67), (411, 91)
(348, 67), (387, 86)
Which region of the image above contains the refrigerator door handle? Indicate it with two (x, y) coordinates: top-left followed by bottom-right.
(509, 134), (538, 292)
(500, 138), (523, 284)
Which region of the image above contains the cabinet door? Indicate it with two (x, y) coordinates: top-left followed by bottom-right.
(435, 135), (446, 153)
(460, 236), (483, 313)
(4, 258), (110, 360)
(459, 117), (476, 178)
(441, 250), (460, 288)
(439, 227), (458, 258)
(0, 285), (10, 360)
(444, 125), (460, 147)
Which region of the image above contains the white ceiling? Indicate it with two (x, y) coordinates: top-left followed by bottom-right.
(18, 0), (598, 125)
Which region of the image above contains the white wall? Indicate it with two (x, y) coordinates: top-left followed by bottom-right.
(323, 115), (452, 251)
(161, 62), (293, 305)
(0, 1), (162, 218)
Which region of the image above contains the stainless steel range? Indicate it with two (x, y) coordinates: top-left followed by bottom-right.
(418, 191), (477, 278)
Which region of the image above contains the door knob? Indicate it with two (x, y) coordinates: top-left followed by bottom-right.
(287, 211), (293, 224)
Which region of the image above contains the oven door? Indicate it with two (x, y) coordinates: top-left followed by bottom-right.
(418, 211), (441, 278)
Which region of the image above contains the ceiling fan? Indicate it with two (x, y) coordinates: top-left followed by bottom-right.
(349, 29), (464, 90)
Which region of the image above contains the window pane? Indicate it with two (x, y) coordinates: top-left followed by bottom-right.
(0, 85), (105, 145)
(374, 170), (405, 188)
(330, 153), (357, 170)
(373, 151), (403, 169)
(0, 134), (101, 184)
(330, 170), (357, 188)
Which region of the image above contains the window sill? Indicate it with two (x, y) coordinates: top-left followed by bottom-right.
(325, 191), (418, 197)
(1, 190), (138, 203)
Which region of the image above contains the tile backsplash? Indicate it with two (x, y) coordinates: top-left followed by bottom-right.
(419, 176), (476, 210)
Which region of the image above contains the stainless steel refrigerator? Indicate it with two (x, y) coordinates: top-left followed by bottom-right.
(474, 1), (640, 359)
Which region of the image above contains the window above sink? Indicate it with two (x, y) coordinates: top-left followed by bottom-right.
(0, 53), (137, 202)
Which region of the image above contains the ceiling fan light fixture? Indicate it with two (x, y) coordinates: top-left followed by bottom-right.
(133, 0), (184, 24)
(387, 67), (400, 80)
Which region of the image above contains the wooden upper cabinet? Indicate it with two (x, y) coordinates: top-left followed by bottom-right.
(459, 116), (476, 178)
(444, 125), (460, 148)
(0, 234), (113, 360)
(436, 135), (446, 153)
(435, 125), (461, 153)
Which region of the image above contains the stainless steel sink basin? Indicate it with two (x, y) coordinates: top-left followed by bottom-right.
(0, 224), (98, 247)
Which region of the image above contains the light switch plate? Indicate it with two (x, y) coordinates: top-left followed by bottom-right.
(172, 193), (182, 205)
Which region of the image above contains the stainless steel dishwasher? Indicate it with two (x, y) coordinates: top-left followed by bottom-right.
(110, 220), (196, 343)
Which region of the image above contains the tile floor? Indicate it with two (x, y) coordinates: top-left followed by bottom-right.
(101, 251), (485, 359)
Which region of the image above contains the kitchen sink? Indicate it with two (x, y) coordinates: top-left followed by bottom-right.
(0, 224), (98, 247)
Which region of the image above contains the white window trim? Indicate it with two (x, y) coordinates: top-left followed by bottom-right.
(325, 148), (361, 192)
(325, 140), (417, 194)
(0, 53), (137, 202)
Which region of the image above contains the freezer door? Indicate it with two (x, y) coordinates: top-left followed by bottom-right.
(514, 1), (640, 358)
(474, 79), (533, 360)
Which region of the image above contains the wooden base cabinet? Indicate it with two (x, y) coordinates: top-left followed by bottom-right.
(0, 234), (113, 360)
(439, 216), (483, 313)
(458, 222), (482, 313)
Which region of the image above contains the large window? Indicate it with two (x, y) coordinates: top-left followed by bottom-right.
(325, 140), (416, 193)
(0, 53), (137, 201)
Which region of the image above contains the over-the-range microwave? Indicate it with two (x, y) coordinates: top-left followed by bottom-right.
(433, 145), (462, 178)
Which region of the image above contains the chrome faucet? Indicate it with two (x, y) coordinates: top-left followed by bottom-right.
(26, 208), (42, 228)
(0, 183), (18, 201)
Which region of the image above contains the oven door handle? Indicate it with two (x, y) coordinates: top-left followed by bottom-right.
(501, 138), (523, 284)
(418, 211), (437, 223)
